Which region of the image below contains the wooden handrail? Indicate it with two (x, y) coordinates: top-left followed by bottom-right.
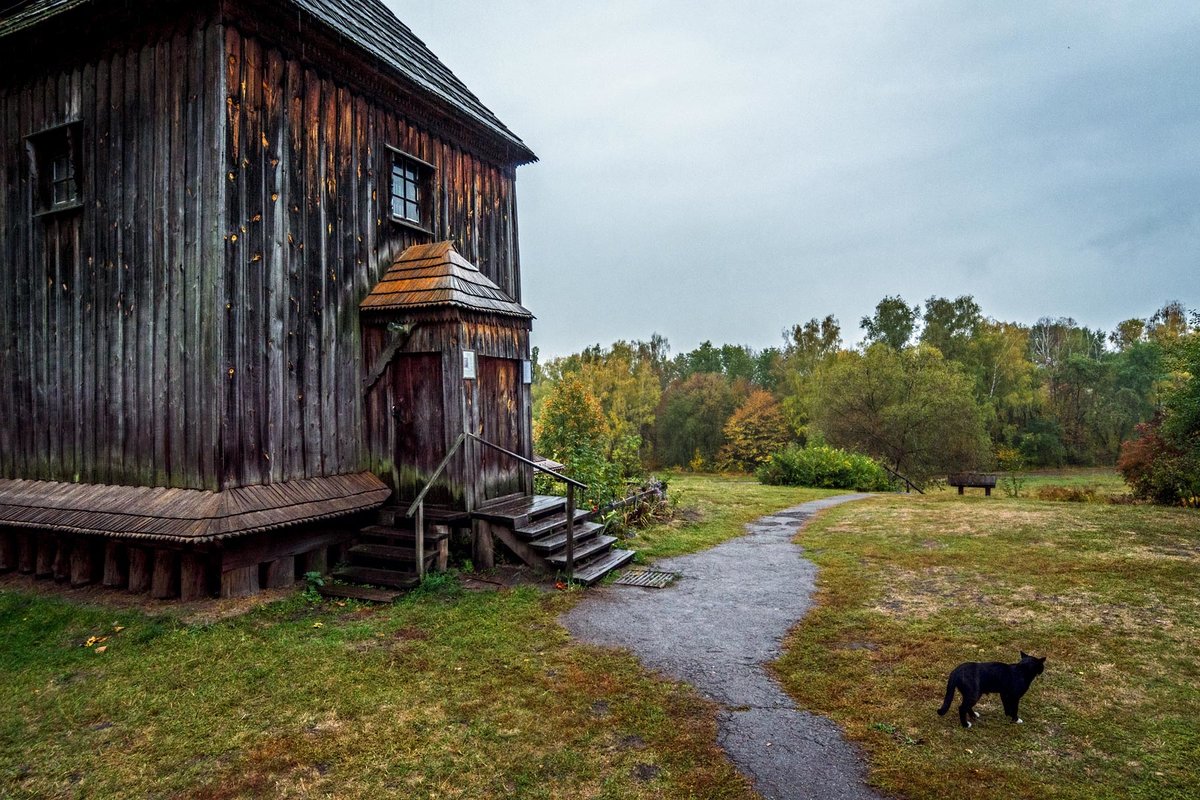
(466, 433), (587, 580)
(881, 463), (924, 494)
(403, 431), (590, 582)
(465, 433), (588, 489)
(405, 432), (468, 518)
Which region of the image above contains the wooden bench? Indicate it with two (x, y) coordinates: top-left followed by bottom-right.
(948, 472), (998, 496)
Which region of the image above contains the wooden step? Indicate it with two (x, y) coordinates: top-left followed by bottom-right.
(515, 508), (593, 539)
(348, 543), (437, 566)
(317, 583), (404, 603)
(528, 521), (603, 553)
(473, 494), (566, 527)
(568, 548), (636, 585)
(377, 506), (471, 527)
(546, 535), (618, 566)
(332, 565), (421, 589)
(357, 525), (451, 544)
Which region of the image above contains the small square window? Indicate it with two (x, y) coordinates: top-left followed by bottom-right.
(387, 146), (433, 230)
(27, 122), (83, 216)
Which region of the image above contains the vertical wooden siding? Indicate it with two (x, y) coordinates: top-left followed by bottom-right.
(0, 20), (524, 495)
(0, 23), (226, 490)
(221, 26), (523, 490)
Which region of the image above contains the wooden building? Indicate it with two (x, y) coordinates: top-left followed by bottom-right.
(0, 0), (636, 600)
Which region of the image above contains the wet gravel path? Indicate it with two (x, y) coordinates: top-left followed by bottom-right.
(562, 494), (884, 800)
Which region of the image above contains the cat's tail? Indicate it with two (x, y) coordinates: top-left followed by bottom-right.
(937, 677), (955, 716)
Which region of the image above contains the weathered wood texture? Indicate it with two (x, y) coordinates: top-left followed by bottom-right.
(0, 16), (227, 490)
(1, 12), (525, 498)
(360, 311), (532, 509)
(217, 25), (523, 490)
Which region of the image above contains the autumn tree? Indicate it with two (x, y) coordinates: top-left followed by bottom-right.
(812, 344), (990, 483)
(718, 390), (793, 472)
(654, 373), (745, 469)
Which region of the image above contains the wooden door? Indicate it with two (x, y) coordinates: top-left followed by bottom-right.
(390, 353), (448, 504)
(476, 356), (527, 501)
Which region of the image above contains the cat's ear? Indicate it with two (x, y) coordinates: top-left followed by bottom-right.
(1037, 656), (1046, 663)
(1020, 650), (1028, 658)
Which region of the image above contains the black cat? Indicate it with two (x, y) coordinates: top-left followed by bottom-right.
(937, 651), (1046, 728)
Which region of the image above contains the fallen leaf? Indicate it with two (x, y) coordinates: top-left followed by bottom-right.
(95, 646), (107, 654)
(312, 622), (324, 628)
(112, 626), (125, 633)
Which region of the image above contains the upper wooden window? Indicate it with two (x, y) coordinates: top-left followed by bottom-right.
(27, 122), (83, 216)
(388, 146), (433, 231)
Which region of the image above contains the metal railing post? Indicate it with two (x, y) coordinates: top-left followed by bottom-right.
(565, 483), (575, 582)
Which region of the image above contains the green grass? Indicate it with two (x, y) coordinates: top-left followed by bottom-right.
(1, 475), (842, 800)
(773, 492), (1200, 800)
(0, 580), (758, 799)
(628, 472), (841, 561)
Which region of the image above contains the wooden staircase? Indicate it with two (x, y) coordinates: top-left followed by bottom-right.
(320, 508), (455, 600)
(473, 494), (635, 585)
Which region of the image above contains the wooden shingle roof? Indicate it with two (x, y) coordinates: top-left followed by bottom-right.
(0, 0), (535, 164)
(362, 241), (533, 318)
(0, 473), (391, 544)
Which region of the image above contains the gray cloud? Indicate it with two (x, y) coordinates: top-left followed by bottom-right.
(390, 1), (1200, 354)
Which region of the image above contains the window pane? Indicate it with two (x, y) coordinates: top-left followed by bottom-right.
(404, 181), (417, 202)
(391, 195), (404, 219)
(406, 200), (420, 223)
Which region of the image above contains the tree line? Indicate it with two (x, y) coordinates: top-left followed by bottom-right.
(531, 298), (1199, 504)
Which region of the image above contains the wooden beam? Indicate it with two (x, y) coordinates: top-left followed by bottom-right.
(263, 556), (294, 589)
(0, 531), (15, 572)
(220, 565), (259, 598)
(180, 552), (209, 601)
(102, 541), (127, 588)
(150, 549), (179, 599)
(69, 540), (98, 587)
(360, 323), (414, 394)
(128, 546), (152, 593)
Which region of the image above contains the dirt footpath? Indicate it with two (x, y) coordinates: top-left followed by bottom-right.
(562, 494), (884, 800)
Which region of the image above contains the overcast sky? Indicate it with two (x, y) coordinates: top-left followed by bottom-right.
(388, 1), (1199, 358)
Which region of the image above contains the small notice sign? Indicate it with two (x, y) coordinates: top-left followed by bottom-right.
(462, 350), (477, 379)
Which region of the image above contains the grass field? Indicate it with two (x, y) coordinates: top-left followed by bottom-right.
(773, 492), (1200, 800)
(7, 473), (1193, 799)
(0, 476), (833, 800)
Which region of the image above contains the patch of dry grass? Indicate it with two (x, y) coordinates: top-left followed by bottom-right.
(775, 493), (1200, 800)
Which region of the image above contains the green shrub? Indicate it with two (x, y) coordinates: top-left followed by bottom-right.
(756, 444), (893, 491)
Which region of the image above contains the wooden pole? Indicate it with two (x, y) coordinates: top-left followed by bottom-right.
(102, 541), (127, 588)
(17, 532), (35, 574)
(151, 549), (179, 599)
(69, 540), (98, 587)
(180, 553), (209, 601)
(415, 501), (425, 580)
(565, 484), (575, 582)
(0, 531), (15, 572)
(128, 547), (152, 593)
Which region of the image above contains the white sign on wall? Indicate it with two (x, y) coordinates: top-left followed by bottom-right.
(462, 350), (477, 380)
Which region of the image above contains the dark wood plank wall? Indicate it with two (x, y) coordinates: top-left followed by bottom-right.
(1, 17), (526, 497)
(221, 25), (523, 490)
(0, 21), (227, 491)
(361, 314), (531, 507)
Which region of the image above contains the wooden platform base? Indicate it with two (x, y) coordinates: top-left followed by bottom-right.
(0, 524), (354, 601)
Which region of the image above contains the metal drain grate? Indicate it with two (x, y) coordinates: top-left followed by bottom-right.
(613, 568), (679, 589)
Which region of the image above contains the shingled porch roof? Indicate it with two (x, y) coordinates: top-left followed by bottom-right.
(0, 473), (391, 544)
(361, 241), (533, 318)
